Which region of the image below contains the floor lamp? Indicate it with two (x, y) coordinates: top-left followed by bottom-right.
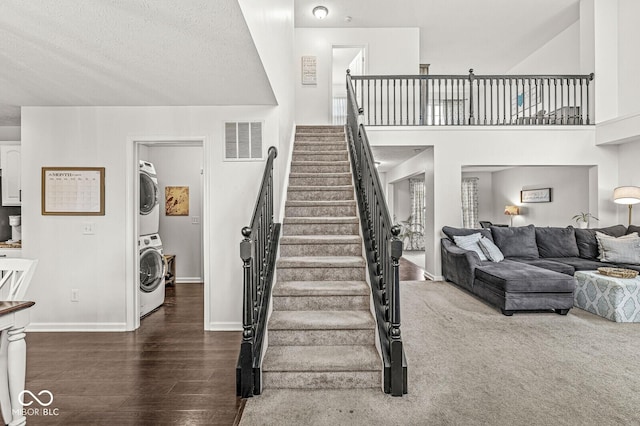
(613, 186), (640, 226)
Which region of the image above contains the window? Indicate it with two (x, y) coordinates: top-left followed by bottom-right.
(461, 178), (479, 229)
(225, 122), (263, 160)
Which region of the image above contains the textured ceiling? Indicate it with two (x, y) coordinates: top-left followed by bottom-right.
(0, 0), (276, 125)
(371, 146), (427, 173)
(295, 0), (580, 74)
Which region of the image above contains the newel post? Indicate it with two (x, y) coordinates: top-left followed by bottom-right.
(389, 225), (404, 396)
(239, 226), (254, 397)
(468, 68), (475, 125)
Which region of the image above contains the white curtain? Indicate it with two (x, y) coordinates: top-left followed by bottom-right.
(408, 178), (425, 250)
(461, 178), (479, 228)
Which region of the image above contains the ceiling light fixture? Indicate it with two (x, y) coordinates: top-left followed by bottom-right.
(313, 6), (328, 19)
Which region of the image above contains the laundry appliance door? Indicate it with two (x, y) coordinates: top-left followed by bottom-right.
(140, 172), (158, 215)
(140, 248), (165, 293)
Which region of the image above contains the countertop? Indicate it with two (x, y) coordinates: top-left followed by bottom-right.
(0, 242), (21, 249)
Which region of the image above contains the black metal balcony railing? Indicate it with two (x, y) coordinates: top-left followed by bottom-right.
(237, 146), (280, 398)
(349, 69), (594, 126)
(346, 73), (408, 396)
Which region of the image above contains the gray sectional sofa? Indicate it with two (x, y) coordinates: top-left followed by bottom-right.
(441, 224), (640, 316)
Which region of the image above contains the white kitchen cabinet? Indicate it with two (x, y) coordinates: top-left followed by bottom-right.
(0, 144), (21, 206)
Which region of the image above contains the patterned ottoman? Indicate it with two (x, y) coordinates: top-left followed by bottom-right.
(574, 271), (640, 322)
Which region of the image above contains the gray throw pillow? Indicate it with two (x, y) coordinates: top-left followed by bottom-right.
(478, 236), (504, 262)
(490, 224), (539, 259)
(442, 226), (493, 242)
(574, 225), (628, 259)
(453, 233), (488, 261)
(596, 233), (640, 264)
(535, 227), (579, 258)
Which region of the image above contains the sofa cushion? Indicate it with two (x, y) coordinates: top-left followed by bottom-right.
(535, 226), (579, 258)
(453, 233), (488, 261)
(490, 224), (539, 259)
(626, 225), (640, 235)
(475, 260), (575, 293)
(508, 258), (575, 275)
(574, 225), (627, 259)
(442, 226), (493, 242)
(545, 257), (616, 271)
(595, 232), (640, 264)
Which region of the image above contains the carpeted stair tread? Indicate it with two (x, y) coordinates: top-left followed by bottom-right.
(262, 345), (380, 372)
(277, 256), (365, 268)
(288, 185), (353, 191)
(285, 200), (356, 207)
(283, 216), (359, 224)
(280, 235), (361, 245)
(291, 160), (350, 166)
(289, 172), (351, 178)
(268, 311), (375, 330)
(273, 280), (369, 296)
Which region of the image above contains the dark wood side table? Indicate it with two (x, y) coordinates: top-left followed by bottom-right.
(164, 255), (176, 286)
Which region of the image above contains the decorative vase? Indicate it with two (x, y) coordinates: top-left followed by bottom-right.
(578, 221), (588, 229)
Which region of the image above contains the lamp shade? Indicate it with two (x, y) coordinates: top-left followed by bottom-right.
(613, 186), (640, 205)
(504, 205), (519, 216)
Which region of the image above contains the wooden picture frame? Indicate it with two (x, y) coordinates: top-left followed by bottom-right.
(42, 167), (105, 215)
(520, 188), (551, 203)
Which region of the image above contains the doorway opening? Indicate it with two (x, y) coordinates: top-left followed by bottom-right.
(332, 45), (366, 124)
(129, 138), (207, 331)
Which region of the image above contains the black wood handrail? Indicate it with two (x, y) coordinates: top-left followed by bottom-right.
(350, 69), (594, 126)
(237, 146), (281, 398)
(346, 71), (407, 396)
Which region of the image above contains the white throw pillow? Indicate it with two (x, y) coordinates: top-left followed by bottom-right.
(595, 232), (640, 264)
(596, 232), (639, 261)
(478, 236), (504, 262)
(453, 233), (488, 261)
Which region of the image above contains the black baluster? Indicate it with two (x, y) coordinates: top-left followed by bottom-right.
(468, 69), (475, 125)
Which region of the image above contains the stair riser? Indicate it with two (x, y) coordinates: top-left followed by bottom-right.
(295, 136), (346, 142)
(290, 164), (350, 173)
(293, 144), (346, 152)
(287, 190), (354, 202)
(296, 127), (344, 134)
(280, 243), (361, 257)
(285, 205), (356, 217)
(289, 176), (352, 186)
(282, 223), (360, 236)
(293, 153), (348, 162)
(263, 371), (379, 389)
(272, 295), (369, 311)
(268, 329), (375, 346)
(278, 267), (365, 282)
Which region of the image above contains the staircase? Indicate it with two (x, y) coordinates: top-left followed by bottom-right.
(261, 125), (381, 390)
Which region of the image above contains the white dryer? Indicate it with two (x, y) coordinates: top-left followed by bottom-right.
(139, 233), (166, 317)
(139, 160), (160, 236)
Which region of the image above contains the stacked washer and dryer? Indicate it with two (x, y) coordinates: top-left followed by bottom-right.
(139, 160), (166, 318)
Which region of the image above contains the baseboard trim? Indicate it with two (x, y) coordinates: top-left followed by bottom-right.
(27, 322), (128, 332)
(207, 322), (242, 331)
(424, 271), (444, 281)
(175, 277), (203, 284)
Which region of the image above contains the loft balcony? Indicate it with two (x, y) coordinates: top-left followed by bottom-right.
(344, 70), (594, 127)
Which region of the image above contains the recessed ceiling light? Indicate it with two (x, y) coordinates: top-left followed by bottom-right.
(375, 161), (381, 168)
(313, 6), (328, 19)
(345, 16), (352, 22)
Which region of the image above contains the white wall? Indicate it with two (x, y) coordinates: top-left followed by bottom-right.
(22, 105), (281, 331)
(392, 179), (410, 223)
(490, 166), (591, 227)
(617, 140), (640, 224)
(368, 126), (618, 279)
(294, 28), (420, 125)
(146, 145), (203, 282)
(617, 0), (640, 118)
(507, 21), (581, 74)
(0, 126), (20, 141)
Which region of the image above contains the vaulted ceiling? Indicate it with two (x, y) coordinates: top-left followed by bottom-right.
(0, 0), (580, 126)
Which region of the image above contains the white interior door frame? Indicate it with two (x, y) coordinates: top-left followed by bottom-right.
(330, 44), (368, 123)
(125, 136), (209, 331)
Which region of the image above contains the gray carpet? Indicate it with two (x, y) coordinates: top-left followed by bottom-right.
(240, 281), (640, 426)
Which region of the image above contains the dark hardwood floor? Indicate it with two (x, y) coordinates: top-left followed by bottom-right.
(399, 257), (429, 281)
(24, 284), (243, 425)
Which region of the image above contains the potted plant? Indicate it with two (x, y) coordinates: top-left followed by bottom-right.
(397, 215), (424, 250)
(572, 212), (598, 229)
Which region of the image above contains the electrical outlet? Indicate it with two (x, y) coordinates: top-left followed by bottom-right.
(191, 216), (200, 224)
(71, 289), (79, 302)
(82, 222), (95, 235)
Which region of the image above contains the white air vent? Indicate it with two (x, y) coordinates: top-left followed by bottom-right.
(225, 122), (263, 160)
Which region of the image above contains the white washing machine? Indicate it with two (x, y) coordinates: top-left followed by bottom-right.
(139, 233), (166, 317)
(139, 160), (160, 236)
